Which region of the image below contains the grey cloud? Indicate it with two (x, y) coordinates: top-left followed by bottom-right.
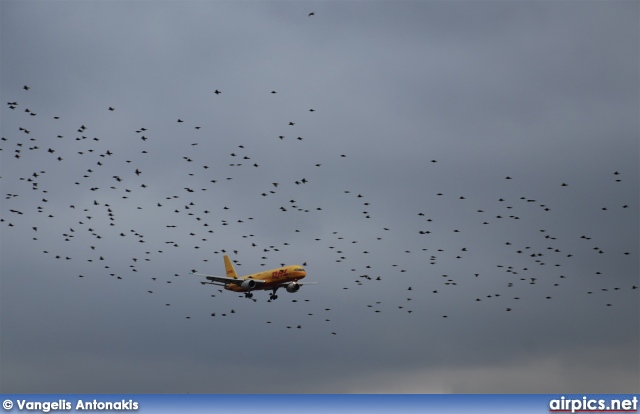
(1, 1), (637, 394)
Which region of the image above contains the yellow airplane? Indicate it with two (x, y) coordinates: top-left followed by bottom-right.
(191, 255), (315, 300)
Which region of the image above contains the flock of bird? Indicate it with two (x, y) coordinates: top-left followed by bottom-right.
(2, 69), (637, 337)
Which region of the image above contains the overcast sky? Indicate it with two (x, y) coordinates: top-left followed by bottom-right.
(1, 1), (638, 393)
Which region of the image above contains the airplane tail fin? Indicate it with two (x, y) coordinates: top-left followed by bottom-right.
(223, 255), (238, 279)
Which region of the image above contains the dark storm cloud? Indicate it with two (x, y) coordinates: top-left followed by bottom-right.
(1, 1), (638, 393)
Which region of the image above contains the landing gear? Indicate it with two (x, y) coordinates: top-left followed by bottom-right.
(269, 293), (279, 301)
(244, 292), (253, 299)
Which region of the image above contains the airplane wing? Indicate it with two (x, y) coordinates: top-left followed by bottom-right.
(190, 273), (266, 287)
(271, 281), (319, 290)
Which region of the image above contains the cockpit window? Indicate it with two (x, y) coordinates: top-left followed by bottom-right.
(294, 268), (304, 272)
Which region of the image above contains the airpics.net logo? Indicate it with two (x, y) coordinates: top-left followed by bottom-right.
(549, 396), (638, 413)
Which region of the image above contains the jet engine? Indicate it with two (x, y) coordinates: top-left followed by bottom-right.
(286, 282), (300, 293)
(240, 279), (256, 289)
